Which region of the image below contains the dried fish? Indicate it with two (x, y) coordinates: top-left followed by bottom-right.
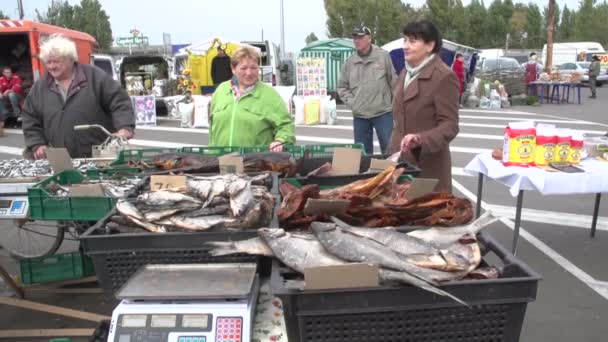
(0, 159), (100, 178)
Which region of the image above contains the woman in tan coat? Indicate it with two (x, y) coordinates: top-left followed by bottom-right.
(390, 20), (459, 192)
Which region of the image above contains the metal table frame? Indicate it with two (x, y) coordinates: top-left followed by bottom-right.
(530, 82), (582, 105)
(475, 173), (603, 255)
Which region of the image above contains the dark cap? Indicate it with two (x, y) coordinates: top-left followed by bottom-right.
(352, 25), (371, 37)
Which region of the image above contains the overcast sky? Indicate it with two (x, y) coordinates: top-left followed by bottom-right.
(1, 0), (585, 53)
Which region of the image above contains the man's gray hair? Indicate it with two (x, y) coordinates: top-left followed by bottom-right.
(40, 34), (78, 63)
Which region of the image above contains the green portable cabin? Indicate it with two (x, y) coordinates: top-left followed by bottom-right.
(298, 38), (355, 95)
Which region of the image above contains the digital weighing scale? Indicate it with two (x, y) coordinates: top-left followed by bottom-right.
(108, 263), (260, 342)
(0, 182), (33, 219)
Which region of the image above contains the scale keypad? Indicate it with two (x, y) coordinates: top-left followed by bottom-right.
(215, 317), (242, 342)
(177, 337), (206, 342)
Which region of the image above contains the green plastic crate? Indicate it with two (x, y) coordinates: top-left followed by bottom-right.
(178, 146), (242, 155)
(283, 174), (413, 190)
(20, 251), (95, 285)
(241, 145), (305, 158)
(83, 167), (141, 178)
(28, 170), (139, 221)
(110, 148), (177, 166)
(301, 143), (366, 157)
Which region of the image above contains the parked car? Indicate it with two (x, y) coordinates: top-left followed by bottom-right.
(477, 57), (526, 96)
(556, 62), (589, 82)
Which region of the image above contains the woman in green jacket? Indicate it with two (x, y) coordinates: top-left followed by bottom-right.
(209, 46), (295, 151)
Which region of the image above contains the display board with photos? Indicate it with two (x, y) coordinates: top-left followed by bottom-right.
(296, 57), (327, 97)
(131, 95), (157, 126)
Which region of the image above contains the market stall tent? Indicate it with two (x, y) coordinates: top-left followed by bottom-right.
(299, 38), (355, 95)
(175, 38), (258, 93)
(381, 38), (480, 76)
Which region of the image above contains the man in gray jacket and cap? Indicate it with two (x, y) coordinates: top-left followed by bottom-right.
(22, 34), (135, 159)
(338, 24), (396, 154)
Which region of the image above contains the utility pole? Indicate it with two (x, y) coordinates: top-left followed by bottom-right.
(280, 0), (285, 58)
(545, 0), (556, 73)
(17, 0), (24, 19)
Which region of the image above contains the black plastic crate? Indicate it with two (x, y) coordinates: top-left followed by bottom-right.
(271, 233), (541, 342)
(80, 173), (280, 294)
(297, 155), (420, 178)
(81, 209), (276, 294)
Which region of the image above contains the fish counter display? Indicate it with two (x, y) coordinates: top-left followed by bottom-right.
(107, 173), (277, 233)
(278, 166), (474, 229)
(0, 159), (101, 178)
(206, 212), (500, 306)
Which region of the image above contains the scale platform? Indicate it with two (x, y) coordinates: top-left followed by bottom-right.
(108, 263), (260, 342)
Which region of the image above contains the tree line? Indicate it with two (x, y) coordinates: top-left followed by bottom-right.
(34, 0), (113, 51)
(324, 0), (608, 49)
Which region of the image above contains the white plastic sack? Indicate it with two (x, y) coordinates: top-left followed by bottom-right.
(191, 95), (211, 128)
(490, 89), (501, 102)
(179, 102), (194, 128)
(325, 99), (337, 125)
(318, 96), (331, 124)
(293, 95), (305, 125)
(479, 96), (491, 109)
(500, 96), (510, 108)
(163, 95), (186, 118)
(273, 86), (296, 114)
(490, 99), (501, 109)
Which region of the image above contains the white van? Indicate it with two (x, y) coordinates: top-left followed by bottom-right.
(91, 54), (117, 80)
(241, 40), (281, 85)
(542, 42), (606, 67)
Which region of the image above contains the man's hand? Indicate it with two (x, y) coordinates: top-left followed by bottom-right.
(269, 140), (284, 152)
(400, 134), (421, 152)
(33, 145), (48, 160)
(116, 128), (134, 139)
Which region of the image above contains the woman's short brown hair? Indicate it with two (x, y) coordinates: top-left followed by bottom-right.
(230, 46), (260, 68)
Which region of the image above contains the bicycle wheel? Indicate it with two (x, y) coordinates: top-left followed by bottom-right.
(0, 219), (64, 259)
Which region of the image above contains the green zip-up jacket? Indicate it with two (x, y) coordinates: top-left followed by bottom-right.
(209, 81), (295, 147)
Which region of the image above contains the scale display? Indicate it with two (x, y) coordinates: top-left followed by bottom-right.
(0, 196), (28, 218)
(0, 199), (12, 208)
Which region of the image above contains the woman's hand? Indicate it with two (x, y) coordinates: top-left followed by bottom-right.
(116, 128), (134, 139)
(269, 140), (284, 152)
(400, 134), (421, 152)
(33, 145), (48, 160)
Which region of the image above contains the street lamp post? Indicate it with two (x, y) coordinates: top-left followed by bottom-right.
(280, 0), (285, 58)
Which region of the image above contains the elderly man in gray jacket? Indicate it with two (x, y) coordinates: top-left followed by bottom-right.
(22, 34), (135, 159)
(338, 25), (396, 155)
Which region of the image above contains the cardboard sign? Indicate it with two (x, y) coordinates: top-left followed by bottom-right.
(304, 263), (379, 290)
(368, 158), (397, 173)
(404, 178), (439, 200)
(69, 184), (105, 197)
(46, 148), (74, 174)
(303, 198), (350, 216)
(331, 147), (361, 175)
(218, 154), (244, 174)
(150, 175), (187, 191)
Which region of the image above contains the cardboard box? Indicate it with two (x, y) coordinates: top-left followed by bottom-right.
(303, 263), (379, 290)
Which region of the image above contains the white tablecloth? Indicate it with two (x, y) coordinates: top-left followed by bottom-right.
(464, 153), (608, 196)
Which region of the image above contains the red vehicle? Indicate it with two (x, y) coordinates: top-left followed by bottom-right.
(0, 19), (97, 117)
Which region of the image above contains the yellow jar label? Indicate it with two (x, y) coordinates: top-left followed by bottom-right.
(507, 134), (536, 165)
(569, 147), (582, 164)
(535, 143), (555, 165)
(555, 142), (571, 163)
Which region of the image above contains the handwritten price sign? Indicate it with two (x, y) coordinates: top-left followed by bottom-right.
(150, 175), (187, 191)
